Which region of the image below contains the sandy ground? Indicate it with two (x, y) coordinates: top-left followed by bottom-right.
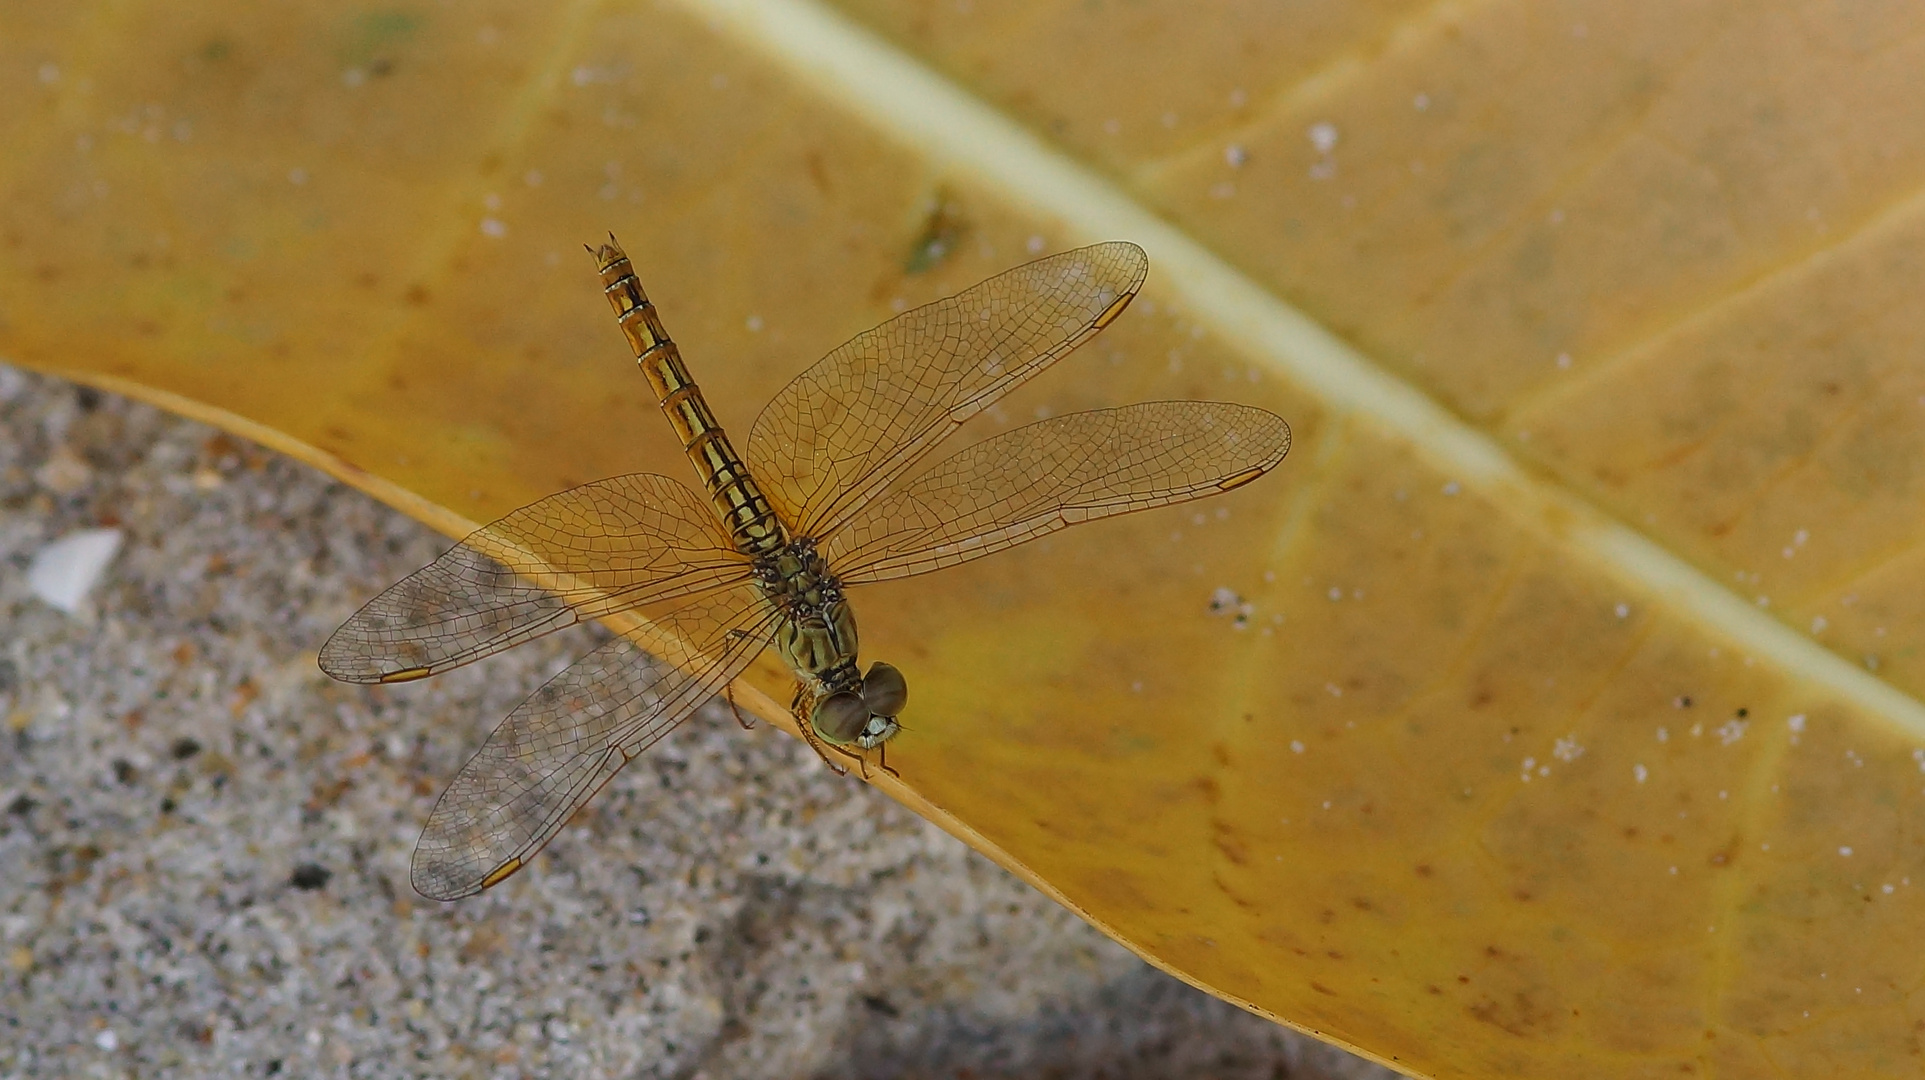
(0, 362), (1400, 1079)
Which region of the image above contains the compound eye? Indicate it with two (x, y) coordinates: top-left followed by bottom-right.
(861, 662), (908, 717)
(811, 691), (868, 744)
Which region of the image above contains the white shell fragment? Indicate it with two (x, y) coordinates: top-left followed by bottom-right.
(26, 528), (124, 613)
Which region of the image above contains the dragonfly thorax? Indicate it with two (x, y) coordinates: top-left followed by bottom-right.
(757, 538), (859, 686)
(755, 539), (907, 750)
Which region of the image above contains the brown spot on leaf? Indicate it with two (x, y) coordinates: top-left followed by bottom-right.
(804, 150), (831, 193)
(1192, 775), (1221, 804)
(1467, 990), (1554, 1037)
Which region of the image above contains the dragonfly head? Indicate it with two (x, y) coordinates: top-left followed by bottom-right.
(811, 691), (870, 745)
(859, 661), (907, 717)
(810, 661), (908, 749)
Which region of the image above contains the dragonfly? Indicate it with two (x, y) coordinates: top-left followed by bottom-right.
(319, 238), (1291, 901)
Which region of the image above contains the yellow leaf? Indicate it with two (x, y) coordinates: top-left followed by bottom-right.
(8, 1), (1925, 1075)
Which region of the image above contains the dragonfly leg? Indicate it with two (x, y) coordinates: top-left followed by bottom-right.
(875, 740), (901, 780)
(722, 681), (757, 731)
(789, 682), (850, 777)
(841, 743), (875, 780)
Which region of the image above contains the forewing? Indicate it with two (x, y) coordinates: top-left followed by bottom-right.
(319, 474), (748, 684)
(410, 583), (781, 900)
(745, 242), (1148, 539)
(823, 401), (1290, 585)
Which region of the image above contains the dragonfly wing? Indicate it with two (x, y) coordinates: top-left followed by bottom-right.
(744, 242), (1148, 539)
(410, 583), (781, 900)
(824, 401), (1290, 585)
(319, 474), (749, 684)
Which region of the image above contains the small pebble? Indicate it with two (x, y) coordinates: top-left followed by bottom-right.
(27, 528), (124, 613)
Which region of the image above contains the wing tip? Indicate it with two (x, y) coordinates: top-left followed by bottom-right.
(315, 638), (432, 685)
(1213, 406), (1291, 488)
(410, 855), (514, 902)
(316, 637), (374, 684)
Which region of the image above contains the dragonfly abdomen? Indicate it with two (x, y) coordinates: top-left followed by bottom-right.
(593, 239), (787, 559)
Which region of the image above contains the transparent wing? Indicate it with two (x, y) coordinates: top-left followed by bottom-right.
(319, 474), (750, 684)
(744, 241), (1148, 540)
(823, 401), (1290, 585)
(411, 583), (781, 900)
